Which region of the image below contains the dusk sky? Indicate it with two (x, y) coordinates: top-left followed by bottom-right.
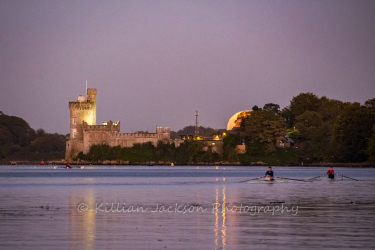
(1, 0), (374, 134)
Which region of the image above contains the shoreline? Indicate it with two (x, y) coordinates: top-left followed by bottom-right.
(1, 161), (374, 167)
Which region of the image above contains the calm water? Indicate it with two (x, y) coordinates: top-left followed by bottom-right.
(0, 165), (374, 249)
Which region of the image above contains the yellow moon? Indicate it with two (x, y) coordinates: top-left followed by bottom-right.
(227, 111), (251, 130)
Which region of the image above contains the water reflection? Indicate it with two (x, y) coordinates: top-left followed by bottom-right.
(214, 185), (227, 249)
(221, 186), (227, 248)
(69, 188), (96, 250)
(1, 166), (374, 249)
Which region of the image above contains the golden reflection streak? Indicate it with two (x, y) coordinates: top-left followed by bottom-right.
(83, 189), (96, 249)
(215, 187), (218, 247)
(222, 186), (227, 248)
(70, 188), (96, 250)
(214, 185), (227, 249)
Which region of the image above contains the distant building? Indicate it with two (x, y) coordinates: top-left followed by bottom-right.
(275, 136), (293, 148)
(65, 88), (170, 161)
(178, 134), (225, 154)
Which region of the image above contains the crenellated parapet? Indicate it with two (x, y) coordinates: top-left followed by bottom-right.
(69, 102), (95, 110)
(156, 127), (171, 133)
(111, 132), (158, 138)
(66, 88), (173, 160)
(83, 120), (120, 132)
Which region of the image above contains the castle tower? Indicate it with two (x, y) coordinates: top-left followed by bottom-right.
(156, 127), (171, 141)
(87, 88), (97, 104)
(65, 88), (97, 161)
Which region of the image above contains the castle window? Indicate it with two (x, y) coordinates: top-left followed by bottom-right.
(72, 129), (77, 138)
(72, 118), (77, 125)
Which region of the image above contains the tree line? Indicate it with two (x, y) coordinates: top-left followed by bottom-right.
(74, 93), (375, 165)
(1, 92), (374, 165)
(75, 141), (222, 165)
(0, 111), (66, 161)
(236, 93), (375, 165)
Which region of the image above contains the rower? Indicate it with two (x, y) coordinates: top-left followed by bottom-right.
(327, 167), (334, 179)
(265, 167), (274, 181)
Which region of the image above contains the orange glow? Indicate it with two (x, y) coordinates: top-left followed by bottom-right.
(227, 110), (251, 130)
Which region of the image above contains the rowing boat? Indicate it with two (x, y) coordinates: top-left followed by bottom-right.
(244, 174), (359, 183)
(246, 177), (286, 184)
(245, 176), (311, 183)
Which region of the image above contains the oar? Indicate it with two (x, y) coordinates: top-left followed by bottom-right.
(277, 177), (311, 182)
(307, 175), (323, 181)
(340, 175), (359, 181)
(240, 177), (263, 183)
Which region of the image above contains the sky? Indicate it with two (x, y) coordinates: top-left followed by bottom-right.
(1, 0), (374, 134)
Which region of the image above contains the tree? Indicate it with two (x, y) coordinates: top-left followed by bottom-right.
(30, 133), (65, 153)
(0, 125), (13, 146)
(263, 103), (280, 114)
(252, 105), (261, 111)
(155, 141), (176, 163)
(36, 129), (47, 137)
(319, 97), (345, 122)
(294, 111), (323, 141)
(128, 142), (155, 163)
(333, 103), (375, 162)
(240, 109), (286, 154)
(294, 111), (331, 162)
(177, 126), (222, 137)
(175, 140), (202, 164)
(222, 133), (238, 162)
(0, 112), (36, 147)
(365, 98), (375, 110)
(367, 125), (375, 163)
(234, 111), (251, 128)
(282, 93), (321, 128)
(87, 144), (111, 163)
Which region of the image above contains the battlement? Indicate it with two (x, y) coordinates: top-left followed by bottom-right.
(87, 88), (97, 94)
(66, 88), (172, 161)
(87, 88), (97, 102)
(111, 132), (158, 138)
(156, 127), (171, 133)
(83, 120), (120, 132)
(69, 102), (94, 110)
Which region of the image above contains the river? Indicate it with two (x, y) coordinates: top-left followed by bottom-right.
(0, 165), (374, 249)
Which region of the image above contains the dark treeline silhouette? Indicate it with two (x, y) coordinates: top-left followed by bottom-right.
(169, 126), (226, 139)
(237, 93), (375, 165)
(75, 141), (222, 165)
(0, 111), (66, 161)
(1, 92), (375, 165)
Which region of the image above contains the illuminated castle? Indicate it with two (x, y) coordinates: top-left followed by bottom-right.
(65, 88), (170, 161)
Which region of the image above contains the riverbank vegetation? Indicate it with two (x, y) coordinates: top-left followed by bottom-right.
(1, 92), (374, 165)
(0, 111), (66, 161)
(237, 93), (375, 165)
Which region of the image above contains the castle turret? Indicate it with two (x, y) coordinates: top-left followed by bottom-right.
(87, 88), (97, 103)
(156, 127), (171, 141)
(65, 88), (97, 161)
(65, 87), (174, 161)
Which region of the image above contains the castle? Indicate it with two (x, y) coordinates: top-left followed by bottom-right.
(65, 88), (171, 161)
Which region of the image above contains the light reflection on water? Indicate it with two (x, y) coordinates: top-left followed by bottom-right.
(0, 166), (374, 249)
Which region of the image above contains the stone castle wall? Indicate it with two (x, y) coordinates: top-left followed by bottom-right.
(65, 88), (171, 161)
(82, 124), (169, 154)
